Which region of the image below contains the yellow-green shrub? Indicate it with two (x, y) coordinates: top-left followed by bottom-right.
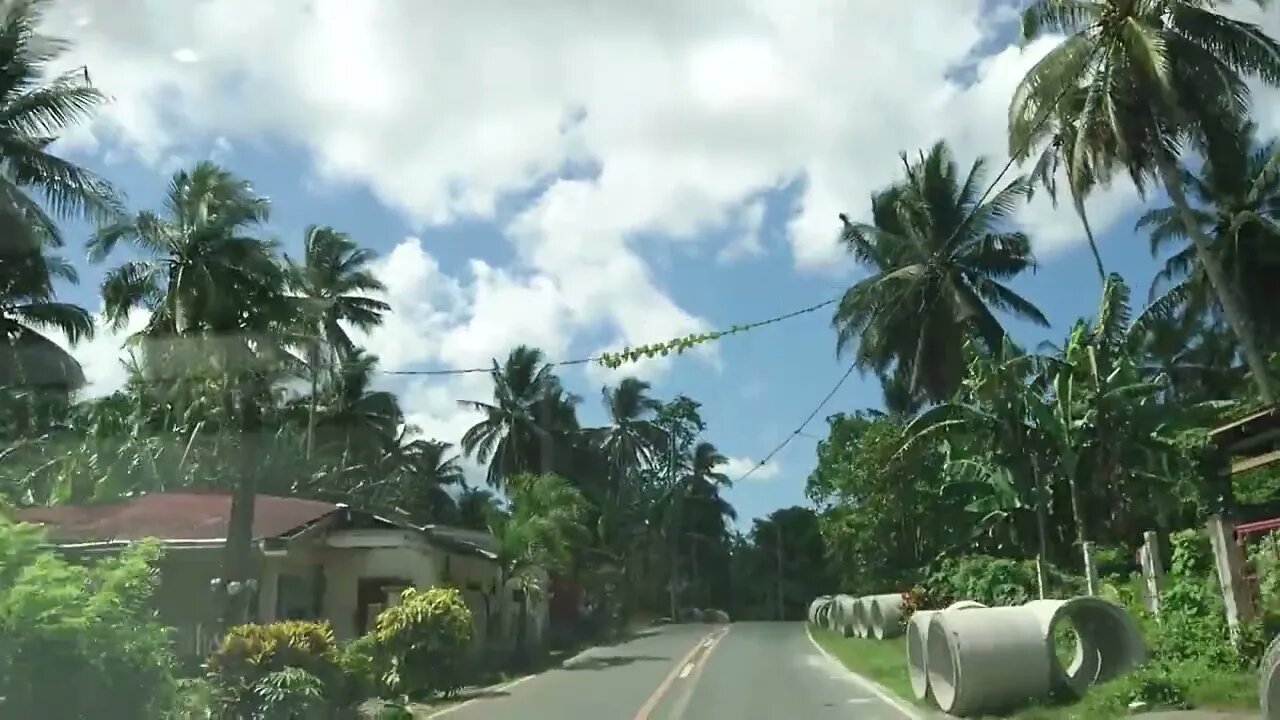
(206, 620), (342, 718)
(364, 587), (474, 698)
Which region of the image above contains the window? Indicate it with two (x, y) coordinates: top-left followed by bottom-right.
(277, 572), (319, 620)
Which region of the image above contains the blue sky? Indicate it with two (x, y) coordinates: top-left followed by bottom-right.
(43, 0), (1280, 528)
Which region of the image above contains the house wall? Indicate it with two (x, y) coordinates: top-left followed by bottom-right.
(320, 530), (441, 640)
(151, 547), (251, 659)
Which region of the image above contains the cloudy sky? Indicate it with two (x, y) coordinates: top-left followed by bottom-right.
(41, 0), (1280, 525)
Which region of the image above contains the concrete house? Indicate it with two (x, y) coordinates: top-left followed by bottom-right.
(11, 490), (548, 661)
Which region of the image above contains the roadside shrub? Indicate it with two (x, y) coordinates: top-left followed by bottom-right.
(0, 521), (178, 719)
(922, 554), (1084, 607)
(206, 620), (342, 718)
(363, 587), (474, 699)
(900, 586), (926, 620)
(334, 633), (380, 707)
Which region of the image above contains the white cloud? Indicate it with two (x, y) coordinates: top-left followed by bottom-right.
(724, 455), (781, 483)
(56, 308), (150, 398)
(46, 0), (1244, 470)
(44, 0), (1145, 276)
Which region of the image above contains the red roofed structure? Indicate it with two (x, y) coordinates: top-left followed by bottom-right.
(12, 490), (342, 544)
(7, 491), (547, 660)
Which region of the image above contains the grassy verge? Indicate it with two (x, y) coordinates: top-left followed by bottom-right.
(806, 623), (1256, 720)
(808, 624), (921, 705)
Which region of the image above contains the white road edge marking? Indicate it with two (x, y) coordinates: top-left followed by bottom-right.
(678, 662), (695, 679)
(803, 624), (925, 720)
(426, 672), (537, 718)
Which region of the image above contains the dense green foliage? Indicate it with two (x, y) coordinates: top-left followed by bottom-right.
(206, 620), (343, 719)
(0, 521), (177, 720)
(807, 0), (1280, 714)
(362, 587), (474, 699)
(3, 0), (1280, 715)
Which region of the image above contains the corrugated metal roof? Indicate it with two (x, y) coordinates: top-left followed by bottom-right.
(11, 491), (342, 543)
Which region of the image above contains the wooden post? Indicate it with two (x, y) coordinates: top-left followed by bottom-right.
(1207, 514), (1255, 640)
(1139, 530), (1164, 615)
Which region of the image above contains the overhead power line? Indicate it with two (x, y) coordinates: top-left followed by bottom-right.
(732, 53), (1084, 486)
(732, 362), (857, 484)
(381, 296), (839, 378)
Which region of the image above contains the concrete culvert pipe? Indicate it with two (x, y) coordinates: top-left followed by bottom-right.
(1259, 632), (1280, 719)
(906, 601), (987, 702)
(868, 593), (906, 639)
(809, 596), (831, 625)
(833, 595), (858, 637)
(926, 606), (1052, 717)
(851, 596), (872, 638)
(1023, 597), (1147, 698)
(819, 599), (836, 629)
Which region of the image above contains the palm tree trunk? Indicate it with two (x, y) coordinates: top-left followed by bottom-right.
(221, 391), (259, 633)
(305, 343), (319, 461)
(1073, 198), (1106, 285)
(1157, 155), (1276, 403)
(1033, 470), (1051, 599)
(1066, 472), (1091, 589)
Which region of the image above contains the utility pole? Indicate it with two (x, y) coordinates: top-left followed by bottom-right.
(775, 520), (785, 621)
(667, 417), (679, 621)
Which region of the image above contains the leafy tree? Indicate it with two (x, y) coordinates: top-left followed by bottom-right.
(487, 473), (589, 664)
(834, 140), (1047, 402)
(1011, 0), (1280, 401)
(807, 411), (970, 591)
(740, 507), (836, 621)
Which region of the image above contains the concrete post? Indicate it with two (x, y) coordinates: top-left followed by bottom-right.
(1082, 541), (1100, 596)
(1035, 555), (1047, 599)
(1139, 530), (1164, 615)
(1207, 514), (1255, 640)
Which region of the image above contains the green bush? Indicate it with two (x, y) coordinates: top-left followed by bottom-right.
(921, 554), (1084, 608)
(206, 620), (343, 719)
(0, 521), (179, 719)
(363, 587), (474, 699)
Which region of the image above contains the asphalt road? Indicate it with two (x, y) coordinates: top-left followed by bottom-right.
(434, 622), (921, 720)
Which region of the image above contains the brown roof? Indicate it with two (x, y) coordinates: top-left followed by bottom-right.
(11, 491), (342, 544)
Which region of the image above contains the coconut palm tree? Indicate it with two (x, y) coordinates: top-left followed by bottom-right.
(456, 486), (502, 530)
(1010, 0), (1280, 401)
(594, 377), (666, 496)
(0, 252), (92, 391)
(284, 226), (390, 459)
(1023, 84), (1107, 283)
(1138, 118), (1280, 347)
(459, 346), (578, 488)
(834, 140), (1048, 402)
(90, 162), (281, 342)
(384, 437), (465, 524)
(88, 161), (285, 629)
(0, 0), (121, 391)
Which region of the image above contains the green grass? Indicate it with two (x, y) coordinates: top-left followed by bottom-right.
(806, 623), (1256, 720)
(808, 624), (921, 707)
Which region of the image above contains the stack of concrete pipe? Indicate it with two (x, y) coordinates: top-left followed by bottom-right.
(920, 597), (1146, 717)
(807, 593), (903, 638)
